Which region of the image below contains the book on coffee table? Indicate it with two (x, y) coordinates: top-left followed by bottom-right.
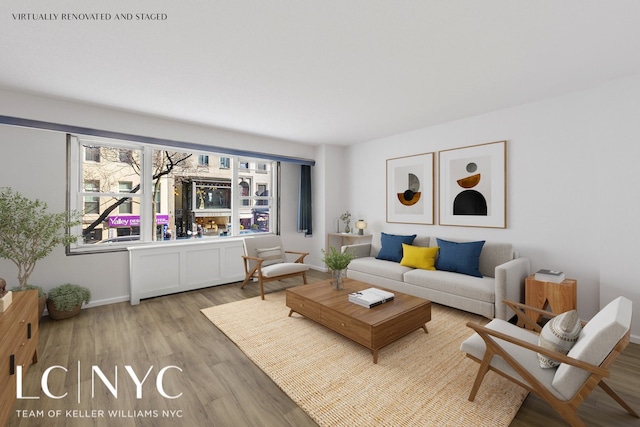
(349, 287), (395, 308)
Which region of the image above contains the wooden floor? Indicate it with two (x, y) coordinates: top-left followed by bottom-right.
(8, 270), (640, 427)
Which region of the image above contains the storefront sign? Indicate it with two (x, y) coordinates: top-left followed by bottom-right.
(108, 215), (169, 227)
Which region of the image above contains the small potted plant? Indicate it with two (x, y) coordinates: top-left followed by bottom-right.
(46, 283), (91, 320)
(321, 246), (356, 290)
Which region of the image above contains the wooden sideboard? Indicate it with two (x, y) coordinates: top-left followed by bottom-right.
(0, 290), (39, 427)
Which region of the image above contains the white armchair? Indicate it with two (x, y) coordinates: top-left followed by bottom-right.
(460, 297), (638, 426)
(241, 235), (309, 299)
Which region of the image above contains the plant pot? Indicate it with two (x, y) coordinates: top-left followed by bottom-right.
(330, 269), (346, 290)
(46, 300), (81, 320)
(38, 295), (46, 321)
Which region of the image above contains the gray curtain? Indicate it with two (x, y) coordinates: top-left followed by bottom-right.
(297, 165), (312, 236)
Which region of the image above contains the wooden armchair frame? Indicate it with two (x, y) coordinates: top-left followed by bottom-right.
(241, 250), (309, 300)
(464, 300), (638, 427)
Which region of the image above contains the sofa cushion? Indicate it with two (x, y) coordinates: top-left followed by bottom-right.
(400, 244), (438, 270)
(552, 297), (632, 400)
(376, 232), (417, 263)
(537, 310), (582, 368)
(349, 257), (413, 282)
(477, 242), (513, 278)
(403, 269), (495, 303)
(435, 238), (485, 277)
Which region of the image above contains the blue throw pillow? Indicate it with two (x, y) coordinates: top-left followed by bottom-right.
(435, 238), (485, 277)
(376, 232), (417, 263)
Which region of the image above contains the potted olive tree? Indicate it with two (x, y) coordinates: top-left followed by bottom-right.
(46, 283), (91, 320)
(321, 246), (356, 290)
(0, 187), (80, 317)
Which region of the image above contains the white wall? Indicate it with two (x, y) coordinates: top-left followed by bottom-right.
(345, 73), (640, 342)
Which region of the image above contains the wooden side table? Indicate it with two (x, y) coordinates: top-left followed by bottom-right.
(524, 274), (577, 328)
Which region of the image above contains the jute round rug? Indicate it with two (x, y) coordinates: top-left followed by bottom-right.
(201, 291), (528, 427)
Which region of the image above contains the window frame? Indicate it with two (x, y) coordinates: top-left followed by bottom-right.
(68, 134), (279, 253)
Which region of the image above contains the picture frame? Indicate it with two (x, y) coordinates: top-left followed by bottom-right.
(438, 140), (506, 228)
(386, 152), (434, 225)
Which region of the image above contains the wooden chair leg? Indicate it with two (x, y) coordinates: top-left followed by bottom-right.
(241, 274), (251, 288)
(259, 277), (265, 300)
(599, 380), (640, 417)
(553, 406), (586, 427)
(469, 359), (491, 401)
(302, 272), (308, 284)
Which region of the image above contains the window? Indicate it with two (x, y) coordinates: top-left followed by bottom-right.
(85, 146), (101, 162)
(119, 182), (132, 214)
(118, 149), (133, 163)
(69, 136), (278, 251)
(84, 180), (100, 214)
(239, 179), (250, 206)
(155, 183), (162, 213)
(256, 184), (269, 205)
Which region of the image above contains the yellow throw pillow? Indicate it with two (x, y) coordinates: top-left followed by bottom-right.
(400, 244), (439, 270)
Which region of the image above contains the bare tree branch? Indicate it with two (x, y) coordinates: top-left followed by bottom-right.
(82, 152), (192, 238)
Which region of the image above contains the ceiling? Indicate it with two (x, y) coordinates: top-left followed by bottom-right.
(2, 1), (640, 145)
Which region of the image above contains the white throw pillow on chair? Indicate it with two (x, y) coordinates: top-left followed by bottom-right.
(537, 309), (582, 368)
(256, 246), (284, 266)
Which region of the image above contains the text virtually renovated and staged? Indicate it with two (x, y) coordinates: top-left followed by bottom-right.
(11, 13), (168, 21)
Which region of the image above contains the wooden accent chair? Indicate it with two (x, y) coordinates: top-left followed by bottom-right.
(460, 297), (638, 427)
(241, 235), (309, 299)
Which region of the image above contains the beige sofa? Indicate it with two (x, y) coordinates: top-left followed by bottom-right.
(344, 235), (530, 320)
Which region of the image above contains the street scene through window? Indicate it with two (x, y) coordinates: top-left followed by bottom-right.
(69, 136), (277, 250)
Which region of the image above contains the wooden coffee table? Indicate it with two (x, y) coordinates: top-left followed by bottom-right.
(286, 278), (431, 363)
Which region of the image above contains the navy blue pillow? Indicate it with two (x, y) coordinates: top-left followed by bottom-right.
(376, 232), (417, 262)
(435, 238), (485, 277)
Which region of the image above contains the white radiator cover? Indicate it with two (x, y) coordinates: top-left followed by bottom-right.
(128, 239), (245, 304)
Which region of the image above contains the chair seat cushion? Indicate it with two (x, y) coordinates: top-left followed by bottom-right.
(261, 262), (309, 278)
(460, 319), (563, 399)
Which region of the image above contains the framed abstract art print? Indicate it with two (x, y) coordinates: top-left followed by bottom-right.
(386, 152), (434, 224)
(438, 140), (506, 228)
